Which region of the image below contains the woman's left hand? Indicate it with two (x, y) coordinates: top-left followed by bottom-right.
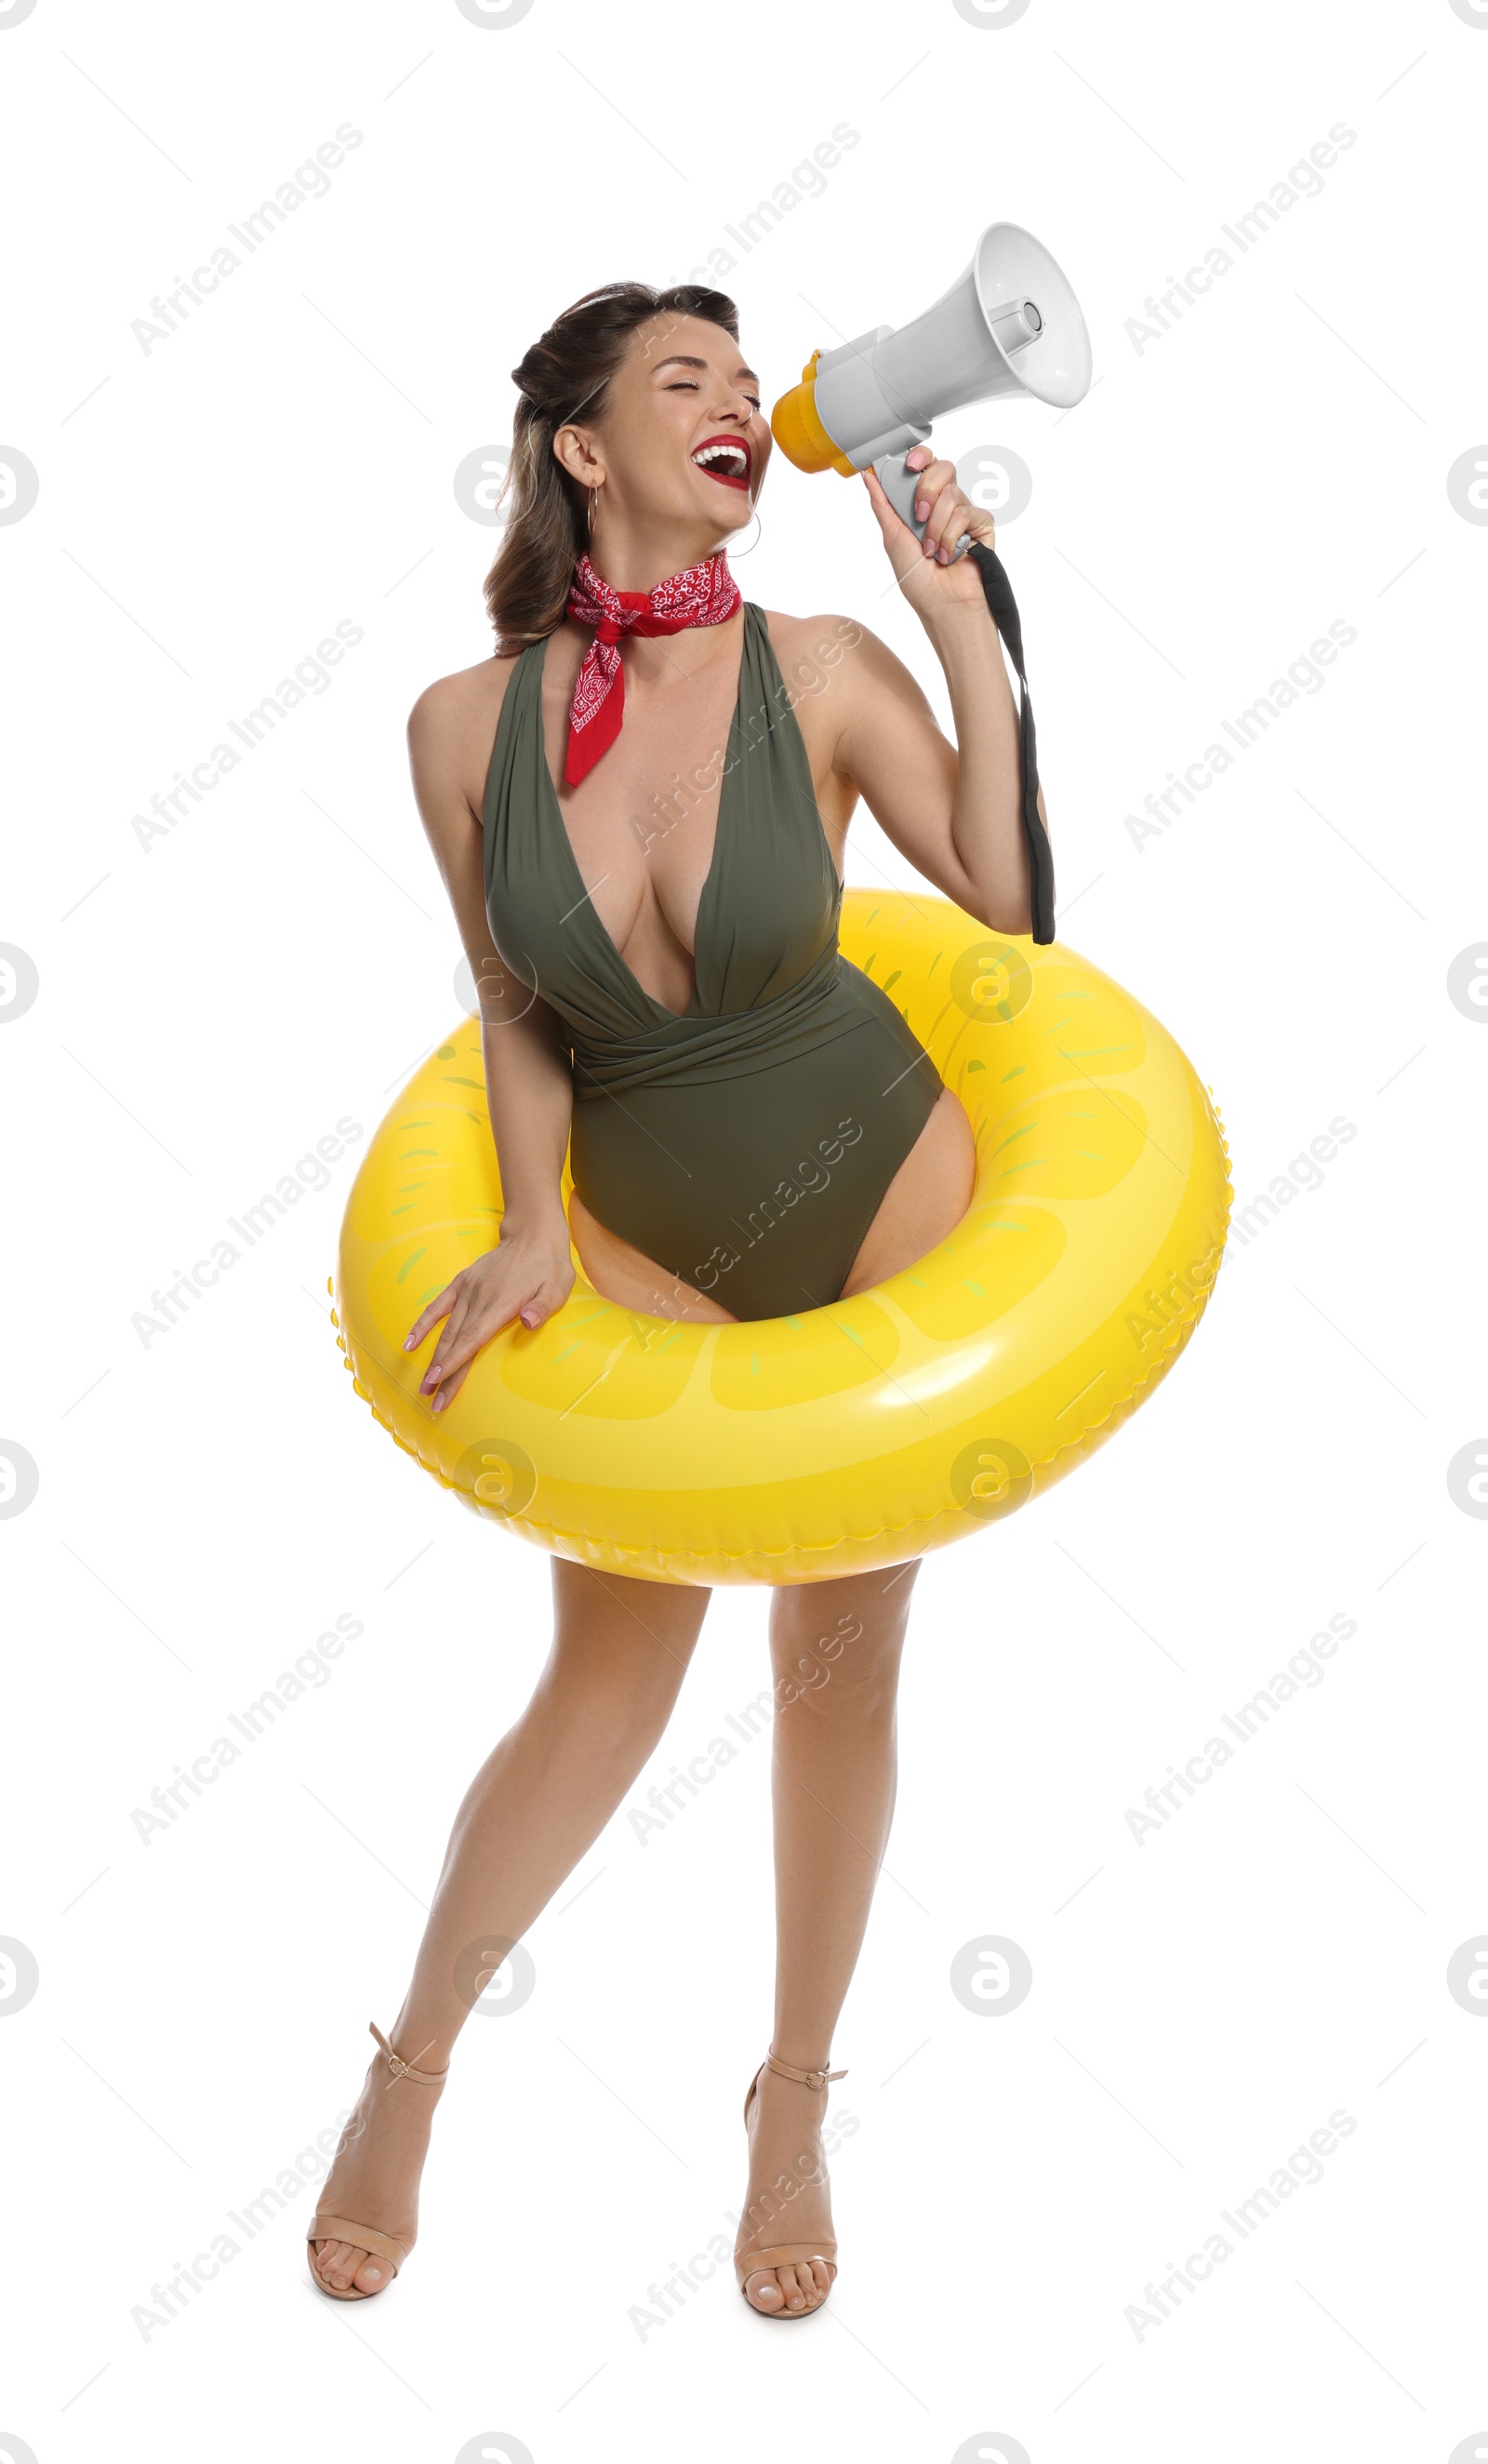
(862, 446), (993, 617)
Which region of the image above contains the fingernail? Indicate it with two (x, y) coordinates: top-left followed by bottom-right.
(914, 499), (930, 520)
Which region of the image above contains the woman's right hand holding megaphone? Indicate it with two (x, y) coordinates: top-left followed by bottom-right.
(861, 445), (996, 613)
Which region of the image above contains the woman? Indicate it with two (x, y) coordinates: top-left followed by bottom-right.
(308, 280), (1049, 2319)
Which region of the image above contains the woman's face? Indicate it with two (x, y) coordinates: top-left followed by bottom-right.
(561, 313), (771, 553)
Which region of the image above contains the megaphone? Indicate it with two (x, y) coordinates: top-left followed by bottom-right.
(771, 222), (1092, 553)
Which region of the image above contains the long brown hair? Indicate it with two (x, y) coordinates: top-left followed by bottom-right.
(484, 282), (739, 658)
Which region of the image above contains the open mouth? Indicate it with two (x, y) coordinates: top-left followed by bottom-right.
(690, 434), (751, 492)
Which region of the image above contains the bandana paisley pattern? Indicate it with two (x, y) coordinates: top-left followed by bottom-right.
(563, 549), (742, 787)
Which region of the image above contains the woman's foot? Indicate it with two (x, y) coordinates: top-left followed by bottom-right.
(735, 2059), (839, 2315)
(310, 2033), (447, 2296)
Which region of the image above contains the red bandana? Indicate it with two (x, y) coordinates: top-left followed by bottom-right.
(563, 549), (742, 787)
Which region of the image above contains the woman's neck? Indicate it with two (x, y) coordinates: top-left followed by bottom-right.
(557, 603), (744, 696)
(581, 524), (730, 597)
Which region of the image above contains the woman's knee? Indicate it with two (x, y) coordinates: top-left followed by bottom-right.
(528, 1651), (678, 1771)
(770, 1562), (920, 1720)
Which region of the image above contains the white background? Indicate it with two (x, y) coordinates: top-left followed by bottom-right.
(3, 1), (1485, 2458)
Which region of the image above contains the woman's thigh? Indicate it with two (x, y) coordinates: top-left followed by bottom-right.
(568, 1192), (738, 1323)
(837, 1086), (976, 1299)
(543, 1556), (713, 1730)
(769, 1558), (923, 1711)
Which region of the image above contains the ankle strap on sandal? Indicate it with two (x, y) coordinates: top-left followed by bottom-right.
(369, 2020), (449, 2085)
(764, 2051), (846, 2091)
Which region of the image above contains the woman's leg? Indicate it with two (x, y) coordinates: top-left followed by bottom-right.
(568, 1192), (738, 1322)
(735, 1556), (923, 2314)
(837, 1086), (976, 1299)
(312, 1557), (711, 2293)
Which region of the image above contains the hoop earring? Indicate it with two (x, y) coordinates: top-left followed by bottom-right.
(588, 484), (599, 534)
(728, 502), (763, 558)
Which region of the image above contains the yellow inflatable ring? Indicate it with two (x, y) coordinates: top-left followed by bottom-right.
(331, 891), (1232, 1586)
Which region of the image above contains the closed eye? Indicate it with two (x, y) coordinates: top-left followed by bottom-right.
(667, 380), (762, 411)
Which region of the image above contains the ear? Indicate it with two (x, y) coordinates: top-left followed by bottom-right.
(552, 423), (603, 490)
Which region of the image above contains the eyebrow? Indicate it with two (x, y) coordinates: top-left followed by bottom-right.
(652, 353), (762, 386)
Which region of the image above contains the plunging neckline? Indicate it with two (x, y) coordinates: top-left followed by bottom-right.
(531, 612), (751, 1023)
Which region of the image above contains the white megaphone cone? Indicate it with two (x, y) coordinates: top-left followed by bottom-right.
(771, 222), (1092, 552)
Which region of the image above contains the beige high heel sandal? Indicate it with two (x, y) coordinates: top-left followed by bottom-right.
(733, 2050), (847, 2317)
(306, 2022), (449, 2301)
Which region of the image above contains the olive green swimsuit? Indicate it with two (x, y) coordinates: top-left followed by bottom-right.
(482, 601), (944, 1323)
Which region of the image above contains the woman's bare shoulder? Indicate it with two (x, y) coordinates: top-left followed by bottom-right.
(408, 649), (521, 756)
(407, 648), (525, 817)
(756, 605), (889, 674)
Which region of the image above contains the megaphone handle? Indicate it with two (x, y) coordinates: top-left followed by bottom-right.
(871, 450), (973, 562)
(967, 542), (1056, 946)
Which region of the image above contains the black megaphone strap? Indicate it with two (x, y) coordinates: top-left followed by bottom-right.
(967, 542), (1055, 945)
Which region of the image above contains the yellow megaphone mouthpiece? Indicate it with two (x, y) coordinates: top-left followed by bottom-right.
(769, 352), (858, 478)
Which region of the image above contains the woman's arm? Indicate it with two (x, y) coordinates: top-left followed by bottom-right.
(814, 446), (1049, 937)
(401, 672), (578, 1406)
